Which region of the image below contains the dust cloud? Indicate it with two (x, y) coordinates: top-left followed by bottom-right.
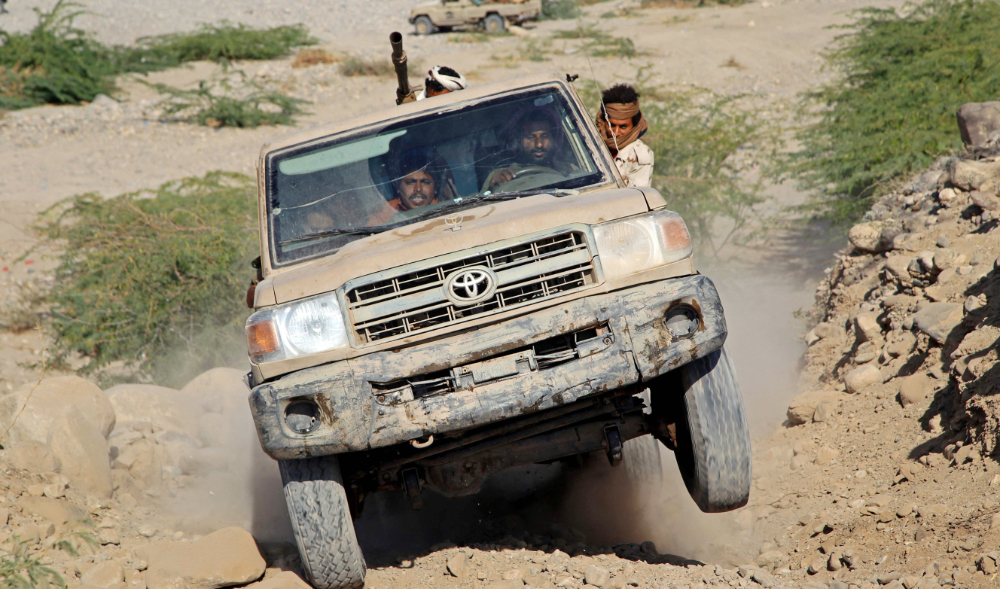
(165, 231), (837, 565)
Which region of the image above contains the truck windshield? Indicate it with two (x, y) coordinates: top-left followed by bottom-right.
(266, 86), (606, 266)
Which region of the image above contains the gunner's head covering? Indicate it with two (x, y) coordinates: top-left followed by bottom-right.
(426, 66), (468, 92)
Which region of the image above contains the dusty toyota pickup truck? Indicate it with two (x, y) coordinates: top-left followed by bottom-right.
(245, 72), (751, 589)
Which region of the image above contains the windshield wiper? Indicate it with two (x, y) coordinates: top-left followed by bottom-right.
(279, 227), (383, 246)
(405, 188), (577, 224)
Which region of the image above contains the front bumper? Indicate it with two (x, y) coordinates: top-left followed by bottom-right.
(249, 274), (726, 460)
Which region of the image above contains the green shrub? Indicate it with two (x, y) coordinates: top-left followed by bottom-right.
(541, 0), (584, 20)
(338, 55), (395, 77)
(795, 0), (1000, 223)
(0, 1), (123, 109)
(0, 1), (316, 110)
(149, 72), (308, 128)
(131, 22), (316, 66)
(36, 172), (257, 386)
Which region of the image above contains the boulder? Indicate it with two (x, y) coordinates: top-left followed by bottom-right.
(48, 410), (113, 498)
(898, 375), (935, 408)
(196, 413), (228, 449)
(912, 302), (964, 344)
(104, 384), (202, 436)
(242, 572), (312, 589)
(180, 368), (249, 416)
(971, 190), (1000, 211)
(957, 102), (1000, 149)
(932, 249), (965, 271)
(787, 391), (848, 425)
(113, 438), (164, 490)
(18, 496), (91, 530)
(142, 526), (265, 589)
(5, 441), (60, 473)
(81, 560), (125, 588)
(0, 376), (115, 448)
(844, 364), (881, 394)
(848, 223), (899, 253)
(885, 256), (913, 283)
(948, 158), (1000, 192)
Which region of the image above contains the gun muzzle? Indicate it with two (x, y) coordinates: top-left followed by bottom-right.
(390, 32), (411, 105)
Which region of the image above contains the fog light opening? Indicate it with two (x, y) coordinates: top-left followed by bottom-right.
(665, 305), (700, 339)
(285, 401), (320, 434)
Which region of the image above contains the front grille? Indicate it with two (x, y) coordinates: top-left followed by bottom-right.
(346, 231), (598, 344)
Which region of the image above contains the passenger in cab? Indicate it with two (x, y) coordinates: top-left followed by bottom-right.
(368, 146), (459, 226)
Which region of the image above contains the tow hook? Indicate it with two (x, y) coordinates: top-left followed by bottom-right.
(401, 468), (423, 511)
(604, 426), (623, 466)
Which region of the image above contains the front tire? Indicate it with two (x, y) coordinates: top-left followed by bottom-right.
(665, 346), (751, 513)
(414, 15), (435, 35)
(484, 13), (506, 34)
(280, 457), (366, 589)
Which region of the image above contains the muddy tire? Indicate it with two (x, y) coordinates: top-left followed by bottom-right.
(673, 346), (751, 513)
(623, 434), (664, 485)
(484, 13), (506, 34)
(280, 456), (367, 589)
(414, 16), (435, 35)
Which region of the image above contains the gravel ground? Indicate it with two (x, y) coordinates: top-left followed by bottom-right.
(0, 0), (418, 46)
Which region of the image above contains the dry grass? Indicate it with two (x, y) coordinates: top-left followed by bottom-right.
(291, 48), (340, 68)
(338, 55), (395, 77)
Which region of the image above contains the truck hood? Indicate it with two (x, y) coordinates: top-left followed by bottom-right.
(269, 187), (649, 303)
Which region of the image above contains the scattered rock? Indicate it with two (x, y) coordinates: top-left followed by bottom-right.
(786, 391), (847, 425)
(447, 553), (468, 578)
(844, 364), (881, 394)
(241, 572), (312, 589)
(849, 223), (892, 253)
(957, 101), (1000, 149)
(971, 190), (1000, 211)
(751, 568), (775, 587)
(912, 303), (964, 344)
(815, 446), (840, 466)
(898, 374), (935, 407)
(855, 312), (882, 343)
(964, 294), (987, 314)
(81, 560), (126, 588)
(142, 526), (266, 589)
(584, 564), (609, 586)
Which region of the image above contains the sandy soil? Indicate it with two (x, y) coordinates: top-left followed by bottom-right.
(17, 3), (994, 589)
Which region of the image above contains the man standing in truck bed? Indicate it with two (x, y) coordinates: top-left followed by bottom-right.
(596, 83), (654, 188)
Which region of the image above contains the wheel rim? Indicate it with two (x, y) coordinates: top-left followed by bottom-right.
(417, 21), (429, 34)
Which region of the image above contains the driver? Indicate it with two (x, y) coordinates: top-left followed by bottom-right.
(368, 146), (458, 226)
(482, 108), (567, 192)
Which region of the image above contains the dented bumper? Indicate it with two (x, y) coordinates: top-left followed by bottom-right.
(249, 274), (727, 460)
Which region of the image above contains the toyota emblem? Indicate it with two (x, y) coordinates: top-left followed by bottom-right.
(444, 266), (497, 306)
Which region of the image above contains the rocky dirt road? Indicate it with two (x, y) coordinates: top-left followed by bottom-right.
(10, 1), (1000, 589)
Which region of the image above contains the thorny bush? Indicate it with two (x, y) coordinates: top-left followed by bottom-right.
(35, 172), (257, 387)
(794, 0), (1000, 223)
(148, 70), (308, 128)
(0, 1), (315, 110)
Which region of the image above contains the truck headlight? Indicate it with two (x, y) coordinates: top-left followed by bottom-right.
(246, 291), (348, 364)
(593, 210), (692, 278)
